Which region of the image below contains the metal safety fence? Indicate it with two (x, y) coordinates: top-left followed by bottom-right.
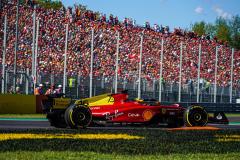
(0, 67), (239, 103)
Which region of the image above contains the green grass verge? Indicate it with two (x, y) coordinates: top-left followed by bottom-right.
(225, 113), (240, 117)
(0, 151), (239, 160)
(0, 114), (46, 118)
(0, 129), (240, 160)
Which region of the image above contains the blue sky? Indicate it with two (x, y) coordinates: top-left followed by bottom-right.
(61, 0), (240, 30)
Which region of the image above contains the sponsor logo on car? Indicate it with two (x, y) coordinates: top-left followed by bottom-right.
(103, 110), (124, 120)
(128, 113), (140, 117)
(142, 109), (153, 121)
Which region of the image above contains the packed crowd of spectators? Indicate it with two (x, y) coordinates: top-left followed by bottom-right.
(0, 0), (240, 89)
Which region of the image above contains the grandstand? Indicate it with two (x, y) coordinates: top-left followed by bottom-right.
(0, 0), (240, 102)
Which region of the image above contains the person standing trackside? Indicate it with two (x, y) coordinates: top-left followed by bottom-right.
(34, 84), (44, 95)
(55, 85), (63, 94)
(45, 84), (56, 95)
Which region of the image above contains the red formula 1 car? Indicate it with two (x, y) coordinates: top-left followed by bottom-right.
(43, 91), (228, 129)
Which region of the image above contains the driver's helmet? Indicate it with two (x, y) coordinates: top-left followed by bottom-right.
(135, 98), (144, 102)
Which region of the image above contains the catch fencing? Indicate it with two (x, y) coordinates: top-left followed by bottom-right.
(0, 67), (239, 104)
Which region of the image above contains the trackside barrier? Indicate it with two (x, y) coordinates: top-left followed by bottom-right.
(0, 94), (36, 114)
(1, 94), (239, 114)
(36, 95), (48, 113)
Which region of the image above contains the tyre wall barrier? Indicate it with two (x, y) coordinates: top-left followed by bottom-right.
(0, 94), (36, 114)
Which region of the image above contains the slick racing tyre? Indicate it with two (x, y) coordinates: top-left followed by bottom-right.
(65, 104), (92, 129)
(184, 106), (208, 127)
(47, 110), (67, 128)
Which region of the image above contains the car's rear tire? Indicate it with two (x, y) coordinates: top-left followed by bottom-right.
(47, 110), (67, 128)
(65, 104), (92, 129)
(184, 106), (208, 127)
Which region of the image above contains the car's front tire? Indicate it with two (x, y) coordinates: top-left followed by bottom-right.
(184, 106), (208, 127)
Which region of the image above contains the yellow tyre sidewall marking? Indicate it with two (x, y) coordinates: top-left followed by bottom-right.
(186, 106), (208, 127)
(69, 109), (75, 126)
(186, 110), (192, 127)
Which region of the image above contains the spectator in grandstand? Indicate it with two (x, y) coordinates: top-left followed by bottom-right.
(124, 17), (128, 28)
(145, 21), (151, 30)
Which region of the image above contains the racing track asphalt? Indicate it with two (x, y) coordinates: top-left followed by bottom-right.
(0, 117), (240, 130)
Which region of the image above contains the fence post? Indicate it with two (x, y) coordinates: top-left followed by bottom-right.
(32, 5), (36, 86)
(138, 33), (143, 99)
(230, 48), (234, 103)
(1, 15), (7, 94)
(33, 18), (39, 91)
(26, 68), (29, 95)
(63, 24), (69, 94)
(5, 71), (9, 92)
(214, 46), (218, 103)
(159, 38), (164, 102)
(197, 43), (201, 103)
(89, 28), (94, 97)
(13, 0), (20, 93)
(178, 42), (183, 102)
(114, 31), (120, 93)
